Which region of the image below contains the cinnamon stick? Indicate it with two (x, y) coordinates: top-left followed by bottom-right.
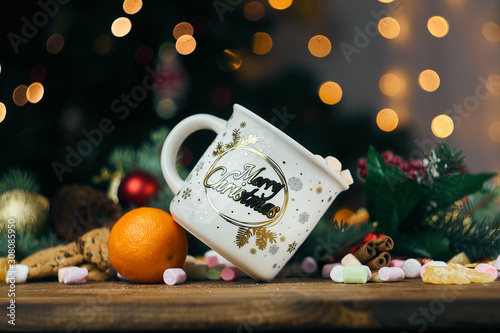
(353, 241), (376, 263)
(366, 252), (391, 270)
(373, 236), (394, 252)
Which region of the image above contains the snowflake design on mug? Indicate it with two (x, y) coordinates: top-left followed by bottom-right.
(182, 188), (192, 199)
(298, 212), (309, 224)
(288, 177), (303, 191)
(269, 244), (279, 255)
(194, 161), (205, 174)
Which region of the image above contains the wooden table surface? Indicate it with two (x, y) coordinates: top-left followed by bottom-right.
(1, 277), (500, 332)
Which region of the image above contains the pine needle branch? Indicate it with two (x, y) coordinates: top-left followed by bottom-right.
(0, 168), (41, 195)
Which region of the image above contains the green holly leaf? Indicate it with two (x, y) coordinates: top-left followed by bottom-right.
(363, 146), (425, 236)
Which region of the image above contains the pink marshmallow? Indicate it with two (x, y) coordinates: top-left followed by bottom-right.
(204, 255), (224, 268)
(221, 267), (242, 281)
(388, 259), (405, 268)
(322, 263), (341, 278)
(300, 256), (318, 274)
(494, 255), (500, 271)
(378, 267), (405, 282)
(163, 268), (187, 285)
(63, 267), (88, 284)
(474, 263), (498, 280)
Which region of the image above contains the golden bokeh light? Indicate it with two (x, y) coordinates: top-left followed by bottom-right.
(173, 22), (194, 40)
(376, 108), (399, 132)
(318, 81), (342, 105)
(27, 82), (44, 104)
(431, 114), (454, 138)
(378, 17), (400, 39)
(123, 0), (142, 15)
(0, 102), (6, 123)
(379, 73), (402, 96)
(244, 1), (266, 21)
(486, 74), (500, 96)
(418, 69), (440, 92)
(175, 35), (196, 55)
(427, 16), (449, 38)
(333, 208), (355, 223)
(308, 35), (332, 58)
(111, 17), (132, 37)
(268, 0), (293, 10)
(216, 49), (242, 71)
(252, 32), (273, 55)
(488, 121), (500, 143)
(378, 0), (394, 3)
(156, 98), (177, 119)
(483, 22), (500, 43)
(46, 34), (64, 54)
(13, 85), (28, 106)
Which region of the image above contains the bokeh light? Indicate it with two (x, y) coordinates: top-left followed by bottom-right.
(30, 65), (47, 83)
(94, 35), (113, 55)
(488, 121), (500, 143)
(376, 108), (399, 132)
(27, 82), (44, 104)
(0, 102), (6, 123)
(318, 81), (342, 105)
(418, 69), (440, 92)
(244, 1), (266, 21)
(111, 17), (132, 37)
(0, 64), (2, 74)
(173, 22), (194, 40)
(46, 34), (64, 54)
(308, 35), (331, 58)
(333, 208), (355, 223)
(379, 73), (401, 96)
(427, 16), (449, 38)
(216, 49), (242, 71)
(159, 42), (177, 62)
(252, 32), (273, 55)
(13, 85), (28, 106)
(135, 46), (154, 65)
(486, 74), (500, 96)
(175, 35), (196, 55)
(378, 17), (400, 39)
(431, 114), (454, 138)
(268, 0), (293, 10)
(123, 0), (142, 15)
(482, 22), (500, 43)
(378, 0), (394, 3)
(156, 98), (177, 119)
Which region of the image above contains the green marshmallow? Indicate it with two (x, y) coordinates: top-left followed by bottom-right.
(206, 266), (223, 280)
(343, 265), (368, 284)
(184, 264), (208, 281)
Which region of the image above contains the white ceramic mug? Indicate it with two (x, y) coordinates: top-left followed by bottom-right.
(161, 104), (350, 281)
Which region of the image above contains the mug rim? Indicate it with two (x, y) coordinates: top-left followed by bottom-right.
(233, 103), (349, 191)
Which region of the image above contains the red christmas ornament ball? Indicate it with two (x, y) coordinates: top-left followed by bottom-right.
(118, 170), (162, 207)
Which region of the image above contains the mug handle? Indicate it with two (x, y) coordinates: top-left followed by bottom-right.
(161, 114), (226, 194)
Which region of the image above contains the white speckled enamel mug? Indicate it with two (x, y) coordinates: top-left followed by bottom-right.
(161, 104), (350, 281)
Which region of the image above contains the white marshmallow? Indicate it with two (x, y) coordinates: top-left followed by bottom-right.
(401, 259), (421, 278)
(325, 156), (342, 173)
(58, 266), (79, 283)
(340, 169), (354, 185)
(314, 154), (326, 163)
(330, 265), (344, 283)
(5, 264), (29, 284)
(378, 267), (405, 282)
(64, 267), (88, 284)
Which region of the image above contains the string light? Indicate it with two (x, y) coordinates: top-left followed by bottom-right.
(488, 121), (500, 143)
(318, 81), (342, 105)
(46, 34), (64, 54)
(13, 85), (28, 106)
(26, 82), (44, 104)
(173, 22), (194, 40)
(482, 22), (500, 43)
(111, 17), (132, 37)
(216, 49), (242, 71)
(376, 108), (399, 132)
(123, 0), (142, 15)
(427, 16), (449, 38)
(0, 102), (6, 123)
(379, 73), (401, 96)
(244, 1), (265, 21)
(268, 0), (293, 10)
(308, 35), (331, 58)
(175, 35), (196, 55)
(252, 32), (273, 55)
(418, 69), (440, 92)
(431, 114), (454, 138)
(378, 17), (400, 39)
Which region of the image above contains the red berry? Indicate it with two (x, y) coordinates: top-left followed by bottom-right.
(358, 158), (367, 169)
(360, 168), (368, 178)
(409, 159), (423, 170)
(400, 162), (409, 172)
(382, 150), (394, 162)
(406, 170), (418, 180)
(390, 156), (402, 167)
